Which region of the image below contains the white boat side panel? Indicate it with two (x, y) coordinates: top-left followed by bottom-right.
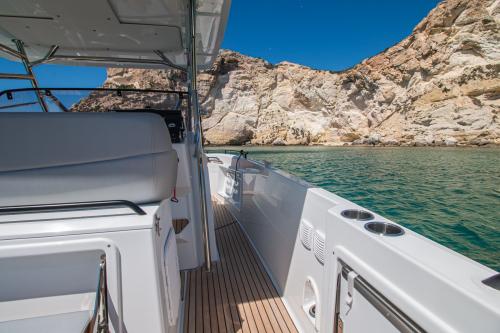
(0, 237), (123, 332)
(172, 140), (219, 269)
(0, 311), (93, 333)
(0, 293), (94, 322)
(0, 204), (159, 241)
(0, 200), (180, 333)
(337, 284), (400, 333)
(208, 154), (500, 333)
(328, 212), (500, 333)
(0, 250), (102, 302)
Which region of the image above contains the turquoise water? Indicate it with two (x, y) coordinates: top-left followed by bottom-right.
(208, 147), (500, 271)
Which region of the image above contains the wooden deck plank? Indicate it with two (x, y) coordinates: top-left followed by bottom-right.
(216, 216), (250, 333)
(233, 225), (298, 333)
(217, 239), (247, 333)
(184, 272), (195, 332)
(214, 260), (235, 332)
(225, 221), (283, 333)
(214, 202), (235, 230)
(218, 223), (258, 333)
(207, 267), (220, 332)
(183, 199), (297, 332)
(202, 267), (212, 333)
(195, 268), (203, 333)
(211, 262), (227, 333)
(219, 224), (268, 332)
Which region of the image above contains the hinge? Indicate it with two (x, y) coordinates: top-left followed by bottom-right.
(154, 214), (162, 236)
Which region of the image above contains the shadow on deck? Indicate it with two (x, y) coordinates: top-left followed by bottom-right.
(183, 199), (298, 333)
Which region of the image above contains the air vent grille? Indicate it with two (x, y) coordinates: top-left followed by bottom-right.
(300, 219), (313, 250)
(313, 230), (326, 265)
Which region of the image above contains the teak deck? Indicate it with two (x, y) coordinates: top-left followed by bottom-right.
(183, 199), (298, 333)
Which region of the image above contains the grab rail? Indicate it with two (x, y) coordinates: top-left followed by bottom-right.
(84, 254), (109, 333)
(334, 260), (425, 333)
(0, 87), (188, 99)
(224, 149), (248, 159)
(0, 200), (146, 216)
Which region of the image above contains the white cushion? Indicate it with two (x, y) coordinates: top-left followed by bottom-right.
(0, 311), (92, 333)
(0, 112), (178, 206)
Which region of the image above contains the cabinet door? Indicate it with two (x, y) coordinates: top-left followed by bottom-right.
(163, 229), (181, 326)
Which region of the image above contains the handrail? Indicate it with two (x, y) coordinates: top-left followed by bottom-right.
(334, 260), (425, 333)
(0, 200), (147, 216)
(224, 149), (248, 158)
(0, 87), (188, 98)
(14, 40), (49, 112)
(84, 254), (109, 333)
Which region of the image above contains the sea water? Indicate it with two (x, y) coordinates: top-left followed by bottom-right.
(208, 146), (500, 271)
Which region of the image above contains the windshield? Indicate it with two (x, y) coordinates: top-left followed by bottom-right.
(0, 88), (187, 113)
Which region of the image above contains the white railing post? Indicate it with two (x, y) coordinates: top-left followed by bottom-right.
(188, 0), (212, 271)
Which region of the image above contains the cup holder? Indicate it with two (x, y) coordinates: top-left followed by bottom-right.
(364, 222), (404, 236)
(341, 209), (374, 221)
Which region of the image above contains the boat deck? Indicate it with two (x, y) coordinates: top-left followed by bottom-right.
(183, 199), (298, 333)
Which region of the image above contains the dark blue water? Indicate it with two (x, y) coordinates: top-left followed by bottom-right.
(208, 147), (500, 271)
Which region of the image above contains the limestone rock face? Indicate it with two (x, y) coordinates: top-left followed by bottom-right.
(102, 0), (500, 146)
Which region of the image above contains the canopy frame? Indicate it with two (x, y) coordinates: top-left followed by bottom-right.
(0, 0), (214, 271)
(0, 39), (187, 113)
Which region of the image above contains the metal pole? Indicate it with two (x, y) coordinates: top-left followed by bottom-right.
(189, 0), (212, 271)
(0, 43), (27, 60)
(185, 48), (193, 132)
(0, 73), (34, 80)
(30, 45), (59, 66)
(45, 54), (183, 71)
(153, 50), (187, 72)
(14, 40), (49, 112)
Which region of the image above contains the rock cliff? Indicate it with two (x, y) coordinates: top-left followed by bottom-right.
(102, 0), (499, 146)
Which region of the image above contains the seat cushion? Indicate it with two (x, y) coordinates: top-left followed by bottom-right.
(0, 112), (178, 206)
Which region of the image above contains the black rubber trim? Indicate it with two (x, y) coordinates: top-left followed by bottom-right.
(483, 274), (500, 291)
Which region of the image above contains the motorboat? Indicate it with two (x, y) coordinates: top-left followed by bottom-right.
(0, 1), (498, 332)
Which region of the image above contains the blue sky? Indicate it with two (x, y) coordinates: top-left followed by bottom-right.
(223, 0), (440, 70)
(0, 0), (439, 92)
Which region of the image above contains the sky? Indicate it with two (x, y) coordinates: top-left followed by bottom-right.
(0, 0), (440, 92)
(223, 0), (440, 70)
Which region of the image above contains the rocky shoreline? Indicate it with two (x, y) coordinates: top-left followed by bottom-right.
(206, 141), (499, 148)
(96, 0), (498, 147)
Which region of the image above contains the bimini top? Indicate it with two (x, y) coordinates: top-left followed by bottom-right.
(0, 0), (230, 69)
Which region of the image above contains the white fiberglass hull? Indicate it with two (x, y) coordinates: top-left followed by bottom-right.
(207, 153), (500, 333)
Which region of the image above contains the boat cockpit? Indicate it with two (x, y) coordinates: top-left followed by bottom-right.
(0, 1), (499, 333)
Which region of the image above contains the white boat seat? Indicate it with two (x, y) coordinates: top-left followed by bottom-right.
(0, 311), (92, 333)
(0, 112), (178, 207)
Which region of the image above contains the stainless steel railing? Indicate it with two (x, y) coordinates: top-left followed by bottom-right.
(334, 260), (425, 333)
(85, 255), (109, 333)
